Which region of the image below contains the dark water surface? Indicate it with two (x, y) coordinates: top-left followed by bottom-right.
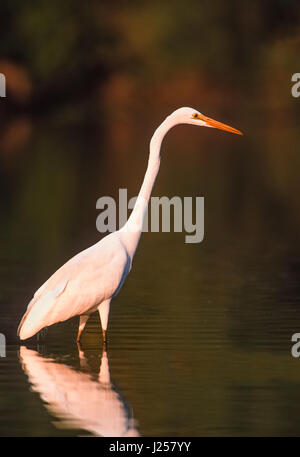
(1, 115), (300, 436)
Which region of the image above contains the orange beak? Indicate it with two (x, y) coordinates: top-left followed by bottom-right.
(200, 114), (243, 135)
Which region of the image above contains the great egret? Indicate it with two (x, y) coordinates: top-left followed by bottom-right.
(18, 107), (242, 342)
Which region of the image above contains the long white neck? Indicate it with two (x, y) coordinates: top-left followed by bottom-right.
(120, 115), (174, 257)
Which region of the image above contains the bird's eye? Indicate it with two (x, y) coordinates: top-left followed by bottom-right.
(192, 113), (199, 119)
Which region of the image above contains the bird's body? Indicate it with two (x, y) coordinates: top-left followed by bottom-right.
(18, 231), (132, 340)
(18, 107), (242, 341)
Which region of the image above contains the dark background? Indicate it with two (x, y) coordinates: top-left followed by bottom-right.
(1, 1), (300, 437)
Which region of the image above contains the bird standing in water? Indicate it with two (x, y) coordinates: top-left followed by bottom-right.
(18, 107), (242, 343)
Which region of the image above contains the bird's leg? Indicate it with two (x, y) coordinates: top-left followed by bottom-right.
(98, 299), (111, 345)
(77, 315), (89, 342)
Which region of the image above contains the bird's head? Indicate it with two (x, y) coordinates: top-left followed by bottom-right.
(168, 107), (243, 135)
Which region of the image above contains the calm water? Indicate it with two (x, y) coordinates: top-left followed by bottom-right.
(1, 114), (300, 436)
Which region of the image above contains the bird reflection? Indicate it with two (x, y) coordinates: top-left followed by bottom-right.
(19, 345), (139, 437)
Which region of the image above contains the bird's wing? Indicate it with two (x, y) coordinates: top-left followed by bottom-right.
(18, 250), (93, 340)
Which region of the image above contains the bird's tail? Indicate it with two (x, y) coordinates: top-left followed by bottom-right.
(18, 280), (68, 340)
(18, 291), (57, 340)
(17, 298), (36, 338)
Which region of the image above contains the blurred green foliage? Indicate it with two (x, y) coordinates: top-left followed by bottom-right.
(0, 0), (299, 107)
(1, 2), (300, 437)
(0, 1), (300, 263)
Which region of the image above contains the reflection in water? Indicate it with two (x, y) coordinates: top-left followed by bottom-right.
(19, 345), (139, 437)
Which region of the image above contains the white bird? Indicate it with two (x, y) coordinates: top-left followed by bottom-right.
(18, 107), (242, 342)
(19, 345), (139, 436)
